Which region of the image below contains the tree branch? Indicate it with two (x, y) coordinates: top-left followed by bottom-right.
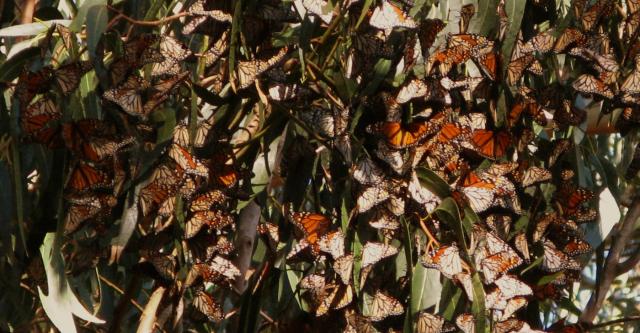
(615, 245), (640, 275)
(107, 5), (187, 27)
(579, 197), (640, 324)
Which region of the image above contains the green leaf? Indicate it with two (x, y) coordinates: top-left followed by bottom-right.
(69, 0), (106, 32)
(0, 20), (71, 36)
(39, 233), (105, 333)
(500, 0), (526, 76)
(470, 0), (498, 36)
(361, 59), (392, 96)
(85, 5), (107, 58)
(410, 261), (442, 315)
(416, 167), (452, 198)
(0, 47), (40, 82)
(470, 273), (487, 333)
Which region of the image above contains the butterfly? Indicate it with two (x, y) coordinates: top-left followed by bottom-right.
(62, 120), (134, 162)
(256, 222), (280, 250)
(66, 161), (112, 192)
(418, 19), (446, 53)
(579, 0), (611, 31)
(173, 119), (213, 148)
(553, 28), (587, 53)
(236, 47), (288, 90)
(507, 54), (535, 85)
(475, 51), (498, 81)
(621, 56), (640, 97)
(356, 178), (404, 214)
(54, 61), (93, 95)
(195, 256), (241, 284)
(396, 79), (432, 104)
(369, 207), (400, 230)
(64, 194), (116, 235)
(14, 67), (55, 106)
(469, 129), (511, 160)
(151, 36), (192, 76)
(202, 30), (229, 67)
(369, 0), (417, 35)
(362, 242), (398, 268)
(149, 254), (177, 280)
(364, 291), (404, 322)
(183, 0), (232, 35)
(513, 166), (552, 187)
(485, 214), (512, 240)
(514, 233), (531, 262)
(421, 245), (465, 279)
(190, 190), (228, 212)
(103, 74), (150, 117)
(427, 45), (473, 76)
(541, 239), (581, 272)
(185, 210), (234, 239)
(457, 172), (498, 213)
(353, 157), (387, 185)
(367, 120), (436, 149)
(458, 4), (475, 33)
(168, 144), (209, 177)
(192, 289), (224, 322)
(300, 0), (334, 24)
(561, 237), (592, 256)
(314, 284), (354, 317)
(521, 30), (556, 54)
(21, 97), (60, 135)
(416, 312), (456, 333)
(447, 34), (494, 55)
(142, 71), (190, 116)
(455, 313), (475, 333)
(495, 275), (533, 299)
(334, 254), (354, 285)
(572, 74), (614, 99)
(317, 230), (345, 260)
(408, 171), (441, 212)
(139, 182), (177, 216)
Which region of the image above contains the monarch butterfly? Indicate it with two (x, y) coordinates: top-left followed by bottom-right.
(579, 0), (611, 31)
(469, 129), (511, 160)
(149, 254), (177, 280)
(421, 245), (464, 279)
(300, 0), (334, 24)
(168, 144), (209, 177)
(256, 223), (279, 251)
(561, 237), (592, 256)
(194, 256), (240, 284)
(21, 97), (60, 134)
(485, 214), (511, 240)
(418, 19), (446, 53)
(287, 209), (331, 245)
(427, 45), (473, 76)
(495, 275), (533, 299)
(364, 291), (404, 322)
(369, 0), (417, 35)
(542, 239), (581, 272)
(506, 54), (535, 85)
(192, 289), (224, 322)
(553, 28), (587, 53)
(416, 312), (456, 333)
(139, 182), (176, 216)
(190, 190), (228, 212)
(455, 313), (475, 333)
(494, 298), (530, 322)
(367, 120), (434, 149)
(185, 210), (234, 238)
(66, 161), (112, 192)
(315, 284), (353, 317)
(64, 196), (103, 235)
(103, 74), (150, 117)
(14, 67), (54, 106)
(514, 166), (552, 187)
(513, 233), (530, 262)
(353, 157), (386, 185)
(369, 207), (400, 230)
(143, 71), (190, 116)
(408, 171), (441, 211)
(334, 254), (354, 285)
(362, 242), (398, 268)
(521, 30), (556, 54)
(173, 119), (213, 148)
(396, 79), (431, 104)
(357, 183), (398, 213)
(62, 121), (134, 162)
(558, 186), (594, 217)
(182, 0), (232, 35)
(300, 273), (326, 290)
(621, 61), (640, 96)
(458, 173), (497, 213)
(481, 250), (523, 283)
(236, 47), (288, 90)
(317, 230), (345, 259)
(447, 34), (493, 55)
(458, 4), (475, 33)
(151, 36), (192, 76)
(628, 0), (640, 14)
(475, 51), (498, 81)
(54, 61), (93, 95)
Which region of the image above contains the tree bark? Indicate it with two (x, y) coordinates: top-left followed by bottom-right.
(579, 198), (640, 323)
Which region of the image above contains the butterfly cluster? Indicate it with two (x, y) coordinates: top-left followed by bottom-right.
(8, 0), (634, 331)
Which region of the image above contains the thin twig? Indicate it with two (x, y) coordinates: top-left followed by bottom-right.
(589, 316), (640, 330)
(107, 5), (187, 26)
(579, 197), (640, 323)
(616, 245), (640, 275)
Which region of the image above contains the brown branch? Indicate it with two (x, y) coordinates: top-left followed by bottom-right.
(589, 316), (640, 330)
(106, 5), (187, 26)
(616, 245), (640, 275)
(579, 198), (640, 324)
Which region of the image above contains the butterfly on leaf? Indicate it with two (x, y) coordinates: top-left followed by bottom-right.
(236, 47), (288, 90)
(541, 239), (581, 272)
(369, 0), (417, 36)
(192, 289), (224, 322)
(103, 74), (150, 117)
(416, 311), (456, 333)
(572, 74), (614, 99)
(183, 0), (232, 35)
(421, 245), (465, 279)
(364, 291), (404, 322)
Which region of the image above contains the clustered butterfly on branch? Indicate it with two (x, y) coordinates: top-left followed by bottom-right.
(8, 0), (640, 331)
